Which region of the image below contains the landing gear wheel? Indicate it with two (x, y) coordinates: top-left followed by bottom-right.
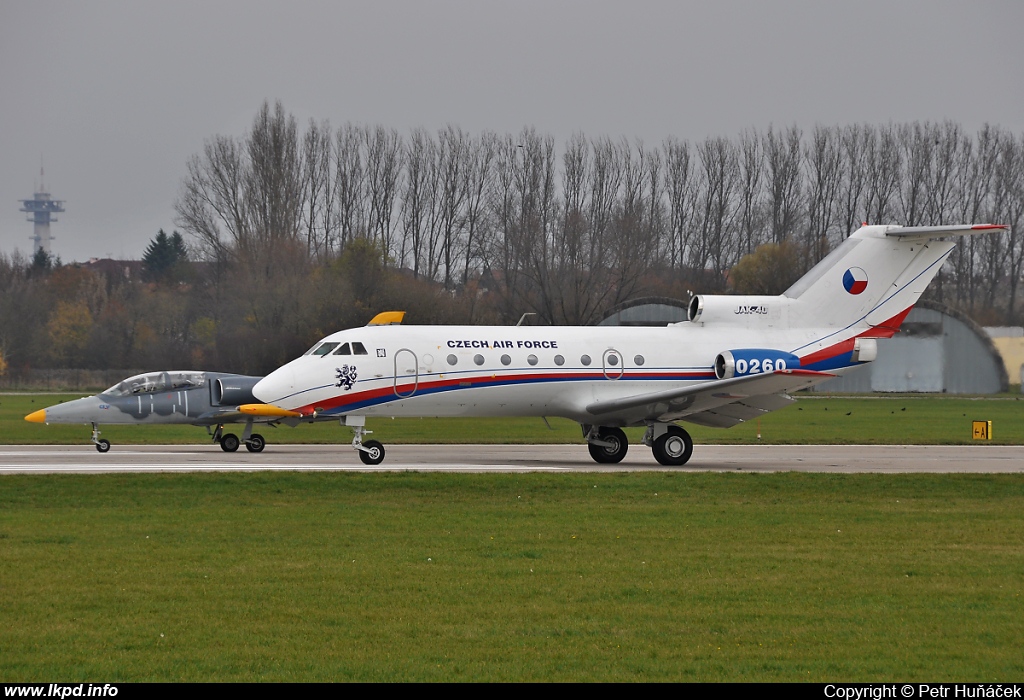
(588, 427), (628, 464)
(95, 439), (111, 453)
(220, 433), (240, 452)
(359, 440), (385, 465)
(246, 434), (266, 453)
(652, 425), (693, 466)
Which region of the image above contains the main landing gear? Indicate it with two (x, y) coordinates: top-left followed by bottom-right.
(584, 425), (629, 464)
(210, 423), (266, 453)
(644, 423), (693, 466)
(583, 423), (694, 466)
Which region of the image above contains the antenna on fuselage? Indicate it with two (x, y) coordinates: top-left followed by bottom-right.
(516, 313), (536, 327)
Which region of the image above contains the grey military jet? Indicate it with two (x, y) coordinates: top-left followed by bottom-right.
(25, 370), (304, 453)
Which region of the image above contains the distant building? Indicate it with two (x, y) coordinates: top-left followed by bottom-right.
(984, 326), (1024, 387)
(81, 258), (145, 280)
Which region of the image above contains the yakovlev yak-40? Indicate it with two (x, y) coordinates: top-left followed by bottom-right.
(248, 223), (1005, 466)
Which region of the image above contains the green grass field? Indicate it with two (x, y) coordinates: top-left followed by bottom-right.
(4, 392), (1024, 445)
(3, 393), (1023, 681)
(1, 472), (1022, 681)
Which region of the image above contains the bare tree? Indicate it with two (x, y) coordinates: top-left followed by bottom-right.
(765, 125), (803, 244)
(896, 122), (935, 226)
(436, 125), (469, 289)
(839, 124), (870, 236)
(364, 126), (404, 261)
(662, 137), (695, 269)
(176, 135), (249, 260)
(695, 136), (739, 276)
(244, 100), (304, 261)
(301, 119), (334, 262)
(864, 124), (901, 225)
(461, 131), (496, 286)
(737, 129), (765, 256)
(334, 122), (366, 250)
(803, 125), (843, 264)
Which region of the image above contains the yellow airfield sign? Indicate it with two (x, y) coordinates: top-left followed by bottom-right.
(972, 420), (993, 440)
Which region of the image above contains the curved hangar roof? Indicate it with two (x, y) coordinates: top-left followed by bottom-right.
(599, 298), (1007, 394)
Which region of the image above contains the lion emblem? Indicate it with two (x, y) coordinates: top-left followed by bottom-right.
(335, 365), (358, 391)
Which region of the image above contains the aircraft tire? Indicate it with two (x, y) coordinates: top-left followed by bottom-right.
(220, 433), (240, 452)
(588, 427), (628, 464)
(652, 425), (693, 466)
(246, 434), (266, 453)
(359, 440), (386, 465)
(95, 439), (111, 453)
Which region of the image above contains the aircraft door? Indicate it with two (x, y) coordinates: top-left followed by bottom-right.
(394, 349), (419, 398)
(602, 349), (624, 380)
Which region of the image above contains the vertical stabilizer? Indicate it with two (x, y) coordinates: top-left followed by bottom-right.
(785, 224), (1004, 334)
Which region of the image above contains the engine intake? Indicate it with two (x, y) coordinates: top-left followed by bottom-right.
(715, 349), (801, 379)
(213, 376), (261, 406)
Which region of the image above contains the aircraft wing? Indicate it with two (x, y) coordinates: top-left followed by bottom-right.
(585, 369), (834, 427)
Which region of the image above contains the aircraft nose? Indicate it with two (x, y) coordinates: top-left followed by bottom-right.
(28, 395), (106, 424)
(253, 366), (296, 404)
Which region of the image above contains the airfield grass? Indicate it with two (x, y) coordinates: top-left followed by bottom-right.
(0, 471), (1022, 681)
(4, 392), (1024, 445)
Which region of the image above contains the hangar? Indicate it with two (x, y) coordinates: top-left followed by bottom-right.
(600, 298), (1008, 394)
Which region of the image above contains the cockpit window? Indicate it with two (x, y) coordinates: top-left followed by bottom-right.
(313, 342), (339, 356)
(103, 371), (205, 397)
(303, 343), (321, 355)
(333, 343), (352, 355)
(352, 342), (368, 355)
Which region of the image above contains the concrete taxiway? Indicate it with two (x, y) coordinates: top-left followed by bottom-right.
(0, 444), (1022, 473)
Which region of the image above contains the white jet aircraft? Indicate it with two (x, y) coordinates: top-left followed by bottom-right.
(249, 224), (1006, 466)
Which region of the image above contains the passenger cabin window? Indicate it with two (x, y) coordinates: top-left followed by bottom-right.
(353, 342), (368, 355)
(333, 343), (352, 355)
(313, 342), (339, 356)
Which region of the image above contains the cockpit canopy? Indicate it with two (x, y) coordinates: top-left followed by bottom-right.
(103, 371), (206, 397)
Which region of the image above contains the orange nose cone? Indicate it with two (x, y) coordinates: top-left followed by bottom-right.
(24, 409), (47, 423)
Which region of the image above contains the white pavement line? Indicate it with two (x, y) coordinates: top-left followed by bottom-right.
(0, 464), (571, 472)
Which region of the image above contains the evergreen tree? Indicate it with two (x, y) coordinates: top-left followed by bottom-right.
(142, 229), (188, 281)
(31, 248), (52, 272)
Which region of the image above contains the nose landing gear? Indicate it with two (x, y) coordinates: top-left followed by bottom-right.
(91, 423), (111, 453)
(344, 415), (386, 465)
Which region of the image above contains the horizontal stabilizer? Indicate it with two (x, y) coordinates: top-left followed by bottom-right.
(238, 403), (304, 418)
(884, 224), (1007, 239)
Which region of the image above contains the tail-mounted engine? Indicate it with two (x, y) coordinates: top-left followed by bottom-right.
(714, 349), (801, 379)
(688, 294), (798, 327)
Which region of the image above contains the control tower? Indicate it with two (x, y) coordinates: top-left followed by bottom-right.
(20, 168), (64, 256)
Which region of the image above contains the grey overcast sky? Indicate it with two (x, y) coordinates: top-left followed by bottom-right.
(1, 0), (1022, 262)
